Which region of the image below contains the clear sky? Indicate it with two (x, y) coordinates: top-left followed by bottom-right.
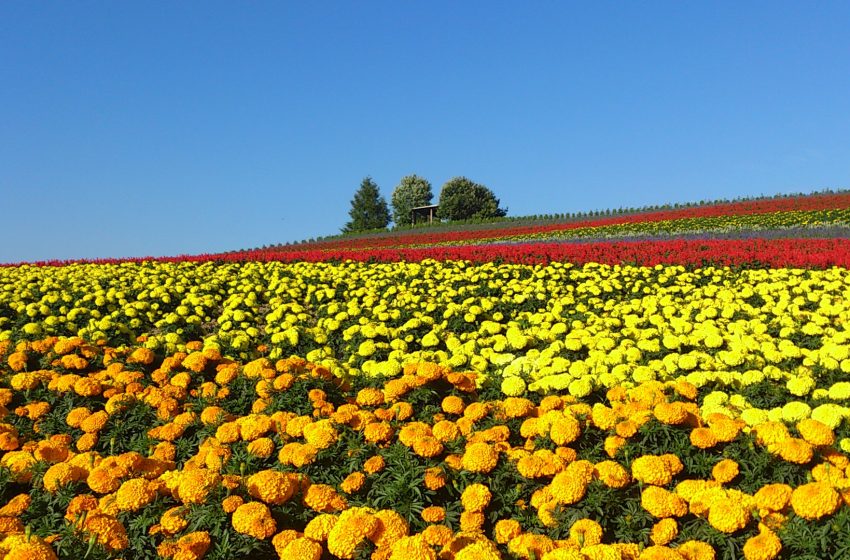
(2, 1), (849, 263)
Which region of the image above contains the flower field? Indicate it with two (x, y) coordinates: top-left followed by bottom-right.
(2, 193), (850, 559)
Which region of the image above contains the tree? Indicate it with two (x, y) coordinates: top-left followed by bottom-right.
(342, 177), (390, 233)
(437, 177), (507, 221)
(391, 175), (433, 226)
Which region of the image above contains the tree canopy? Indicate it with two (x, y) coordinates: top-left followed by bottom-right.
(391, 174), (433, 226)
(342, 177), (390, 233)
(437, 177), (507, 221)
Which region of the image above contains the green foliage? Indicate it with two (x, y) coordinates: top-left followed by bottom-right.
(437, 177), (507, 221)
(342, 177), (391, 233)
(391, 174), (433, 226)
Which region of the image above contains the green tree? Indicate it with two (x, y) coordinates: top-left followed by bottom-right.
(391, 174), (433, 226)
(342, 177), (390, 233)
(437, 176), (507, 221)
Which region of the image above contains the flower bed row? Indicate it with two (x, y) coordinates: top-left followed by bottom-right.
(1, 341), (849, 559)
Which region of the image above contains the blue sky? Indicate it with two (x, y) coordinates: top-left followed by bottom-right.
(2, 1), (849, 263)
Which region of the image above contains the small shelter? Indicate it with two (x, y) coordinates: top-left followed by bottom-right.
(411, 204), (439, 225)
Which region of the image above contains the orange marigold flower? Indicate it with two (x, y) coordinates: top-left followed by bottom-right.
(114, 478), (157, 512)
(442, 395), (466, 415)
(776, 438), (814, 465)
(790, 482), (841, 520)
(302, 419), (338, 450)
(371, 509), (409, 549)
(304, 514), (337, 541)
(742, 525), (782, 560)
(424, 467), (446, 491)
(797, 418), (835, 447)
(654, 402), (689, 425)
(690, 427), (718, 449)
(364, 421), (395, 444)
(432, 420), (461, 443)
(364, 455), (386, 474)
(461, 442), (499, 473)
(222, 495), (244, 514)
(280, 537), (323, 560)
(594, 460), (631, 488)
(421, 506), (446, 523)
(0, 494), (31, 517)
(421, 524), (453, 547)
(83, 513), (129, 551)
(232, 501), (276, 539)
(641, 485), (688, 518)
(494, 519), (522, 544)
(650, 518), (679, 546)
(413, 436), (444, 458)
(246, 437), (275, 459)
(508, 533), (556, 560)
(570, 518), (603, 547)
(712, 459), (739, 484)
(604, 435), (627, 458)
(753, 484), (792, 512)
(460, 511), (485, 532)
(461, 483), (492, 513)
(676, 540), (716, 560)
(1, 534), (58, 560)
(708, 500), (751, 533)
(246, 470), (297, 505)
(43, 462), (82, 493)
(303, 484), (347, 513)
(503, 397), (535, 419)
(550, 415), (582, 446)
(357, 388), (385, 407)
(159, 506), (189, 535)
(327, 507), (379, 559)
(632, 455), (676, 486)
(341, 472), (366, 494)
(177, 469), (221, 504)
(388, 534), (436, 560)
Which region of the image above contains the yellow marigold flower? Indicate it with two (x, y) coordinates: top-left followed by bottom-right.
(570, 518), (603, 547)
(371, 509), (409, 549)
(540, 548), (585, 560)
(456, 538), (501, 560)
(388, 534), (436, 560)
(651, 518), (679, 546)
(582, 544), (624, 560)
(753, 484), (792, 512)
(1, 534), (58, 560)
(676, 540), (716, 560)
(604, 435), (627, 458)
(177, 469), (221, 504)
(399, 422), (433, 446)
(87, 467), (120, 494)
(797, 418), (835, 447)
(246, 470), (297, 505)
(341, 472), (366, 494)
(421, 506), (446, 523)
(494, 518), (522, 544)
(632, 455), (676, 486)
(594, 460), (631, 488)
(689, 427), (718, 449)
(508, 533), (556, 560)
(641, 486), (688, 518)
(327, 507), (379, 559)
(364, 455), (386, 474)
(114, 477), (157, 512)
(304, 514), (338, 541)
(707, 415), (743, 443)
(232, 501), (276, 540)
(742, 525), (782, 560)
(776, 438), (814, 465)
(303, 484), (347, 513)
(712, 459), (739, 484)
(790, 481), (841, 520)
(462, 442), (499, 473)
(752, 422), (790, 447)
(708, 500), (751, 533)
(517, 450), (565, 479)
(550, 465), (590, 506)
(461, 483), (492, 513)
